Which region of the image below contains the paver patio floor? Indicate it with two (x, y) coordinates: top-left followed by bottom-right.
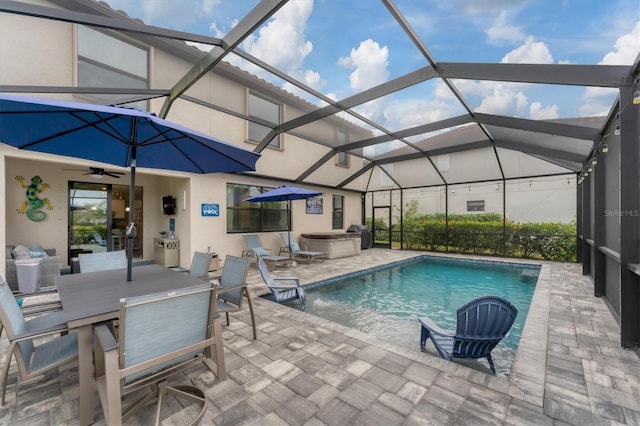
(1, 249), (638, 425)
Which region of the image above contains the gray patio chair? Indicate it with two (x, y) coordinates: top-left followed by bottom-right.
(188, 251), (214, 278)
(279, 232), (325, 263)
(242, 234), (290, 266)
(214, 255), (257, 339)
(0, 281), (77, 405)
(78, 250), (127, 273)
(94, 282), (225, 426)
(257, 258), (306, 310)
(0, 287), (63, 339)
(419, 295), (518, 374)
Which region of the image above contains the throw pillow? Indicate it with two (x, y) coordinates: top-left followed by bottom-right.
(252, 247), (268, 257)
(29, 245), (49, 258)
(11, 245), (31, 259)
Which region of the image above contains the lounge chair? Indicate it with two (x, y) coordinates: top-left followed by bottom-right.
(213, 255), (257, 339)
(242, 235), (290, 266)
(257, 258), (306, 310)
(0, 281), (77, 405)
(93, 232), (107, 247)
(419, 295), (517, 374)
(94, 282), (225, 425)
(279, 232), (325, 263)
(78, 250), (127, 273)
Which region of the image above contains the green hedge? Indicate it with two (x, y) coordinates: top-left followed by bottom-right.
(367, 201), (576, 261)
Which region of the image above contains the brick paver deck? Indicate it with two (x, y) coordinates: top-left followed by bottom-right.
(1, 249), (638, 425)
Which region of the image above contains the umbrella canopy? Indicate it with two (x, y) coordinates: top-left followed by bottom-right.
(244, 185), (322, 258)
(0, 94), (260, 280)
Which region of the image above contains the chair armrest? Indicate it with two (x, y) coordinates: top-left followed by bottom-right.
(272, 277), (301, 287)
(268, 284), (302, 292)
(94, 324), (119, 352)
(418, 317), (453, 338)
(10, 323), (69, 342)
(215, 283), (248, 295)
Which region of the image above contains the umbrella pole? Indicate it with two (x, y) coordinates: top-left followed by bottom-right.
(126, 146), (136, 281)
(288, 200), (292, 260)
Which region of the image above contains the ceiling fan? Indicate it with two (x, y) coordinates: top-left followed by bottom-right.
(63, 167), (125, 179)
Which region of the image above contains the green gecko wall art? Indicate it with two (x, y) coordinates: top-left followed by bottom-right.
(16, 175), (53, 222)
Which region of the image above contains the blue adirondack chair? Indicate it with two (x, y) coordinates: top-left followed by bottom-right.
(419, 295), (518, 374)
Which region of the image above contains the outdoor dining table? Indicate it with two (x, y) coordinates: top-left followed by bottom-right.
(55, 263), (224, 426)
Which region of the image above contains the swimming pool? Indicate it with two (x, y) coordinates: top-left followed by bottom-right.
(297, 256), (539, 377)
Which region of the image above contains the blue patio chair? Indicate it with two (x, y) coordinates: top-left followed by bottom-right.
(214, 256), (257, 339)
(78, 250), (127, 273)
(419, 295), (517, 374)
(242, 235), (290, 266)
(0, 281), (77, 405)
(93, 282), (225, 425)
(93, 232), (107, 247)
(257, 258), (306, 310)
(279, 232), (325, 263)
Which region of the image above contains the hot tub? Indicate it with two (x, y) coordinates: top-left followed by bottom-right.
(300, 233), (361, 259)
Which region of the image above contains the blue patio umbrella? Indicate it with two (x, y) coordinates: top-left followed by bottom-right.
(0, 94), (260, 280)
(244, 185), (322, 257)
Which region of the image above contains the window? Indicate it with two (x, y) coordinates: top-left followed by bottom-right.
(227, 183), (287, 233)
(380, 164), (394, 187)
(332, 195), (344, 229)
(437, 154), (450, 172)
(77, 26), (148, 109)
(248, 93), (281, 148)
(467, 200), (485, 211)
(336, 129), (349, 167)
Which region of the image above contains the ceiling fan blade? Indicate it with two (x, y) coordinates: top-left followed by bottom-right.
(103, 172), (122, 178)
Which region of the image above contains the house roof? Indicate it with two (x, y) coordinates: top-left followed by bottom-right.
(1, 0), (638, 192)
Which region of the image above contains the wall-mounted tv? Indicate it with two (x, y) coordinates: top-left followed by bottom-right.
(162, 196), (176, 215)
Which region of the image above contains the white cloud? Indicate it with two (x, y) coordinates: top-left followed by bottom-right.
(383, 99), (455, 131)
(579, 87), (618, 116)
(242, 0), (314, 74)
(501, 36), (554, 64)
(485, 11), (525, 44)
(580, 21), (640, 115)
(476, 84), (524, 115)
(338, 39), (389, 92)
(530, 102), (559, 119)
(599, 21), (640, 65)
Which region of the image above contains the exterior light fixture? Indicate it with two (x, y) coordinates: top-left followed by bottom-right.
(633, 89), (640, 105)
(602, 143), (609, 153)
(587, 165), (592, 172)
(592, 158), (597, 166)
(614, 124), (620, 136)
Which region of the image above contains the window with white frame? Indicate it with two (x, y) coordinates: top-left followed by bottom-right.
(336, 129), (349, 167)
(77, 26), (148, 109)
(467, 200), (485, 211)
(248, 92), (281, 148)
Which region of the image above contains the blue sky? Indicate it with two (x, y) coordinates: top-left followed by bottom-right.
(104, 0), (639, 132)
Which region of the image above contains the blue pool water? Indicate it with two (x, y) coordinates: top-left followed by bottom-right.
(299, 256), (539, 377)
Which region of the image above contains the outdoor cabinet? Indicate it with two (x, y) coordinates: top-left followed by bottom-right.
(154, 238), (179, 267)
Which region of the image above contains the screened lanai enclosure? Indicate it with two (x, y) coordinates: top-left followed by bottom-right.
(0, 0), (639, 347)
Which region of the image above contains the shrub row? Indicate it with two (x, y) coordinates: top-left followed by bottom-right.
(399, 220), (576, 261)
(367, 202), (576, 261)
